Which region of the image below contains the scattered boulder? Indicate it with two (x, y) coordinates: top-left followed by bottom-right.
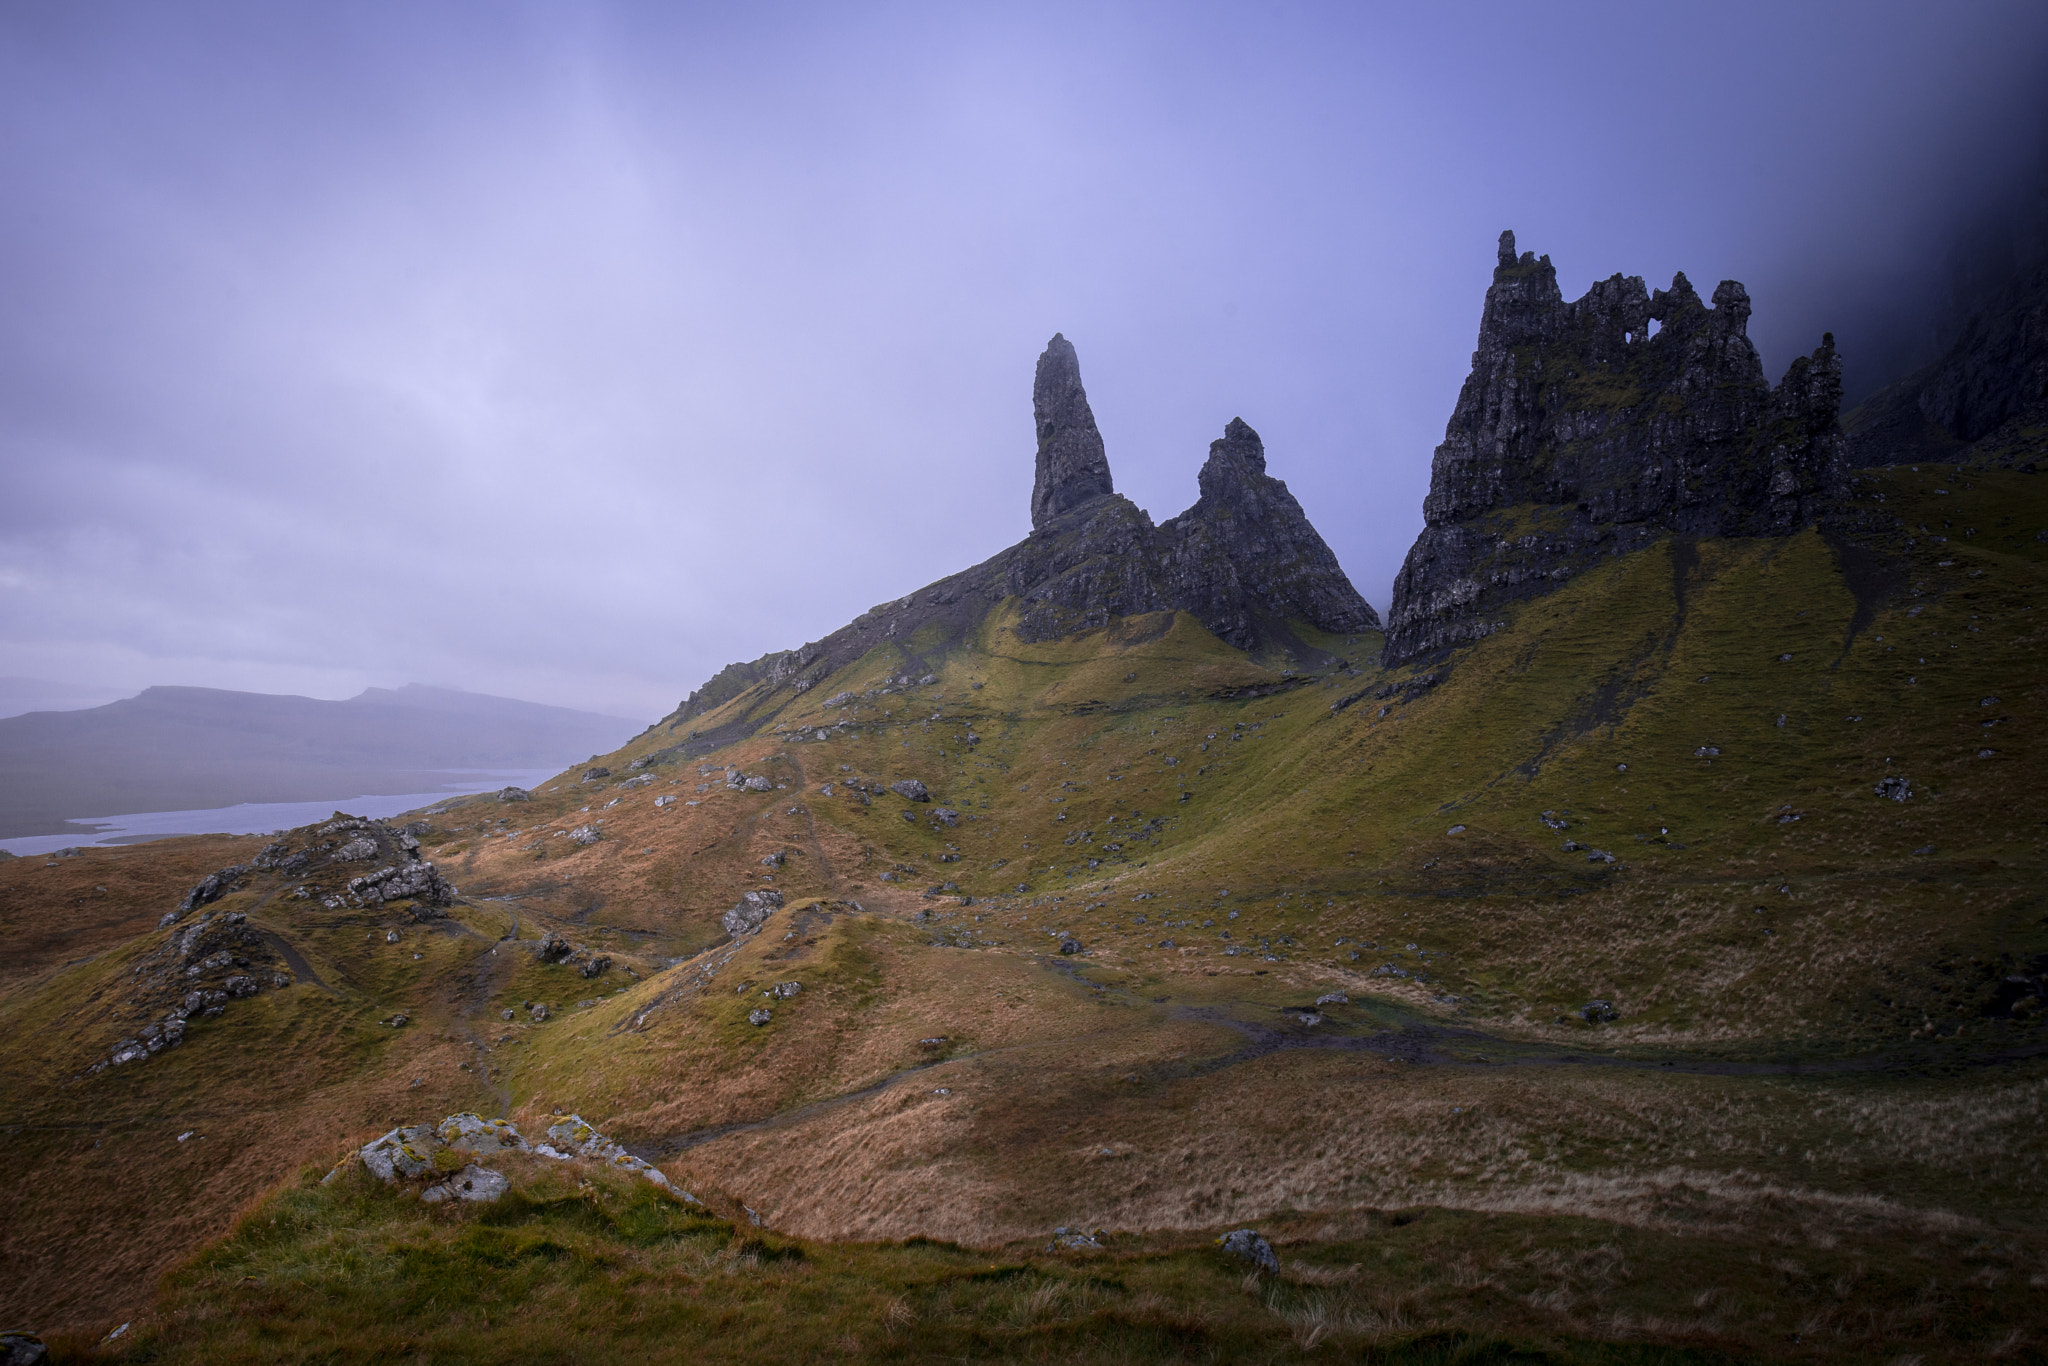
(931, 807), (960, 827)
(1048, 1227), (1104, 1251)
(534, 931), (574, 963)
(420, 1164), (508, 1204)
(654, 794), (678, 808)
(722, 889), (785, 938)
(333, 838), (379, 862)
(579, 955), (612, 979)
(361, 1124), (442, 1182)
(568, 826), (601, 845)
(530, 1003), (550, 1022)
(767, 981), (802, 1000)
(1315, 993), (1348, 1006)
(496, 786), (532, 802)
(890, 779), (931, 802)
(582, 766), (612, 781)
(1058, 936), (1082, 955)
(761, 851), (785, 867)
(437, 1113), (530, 1155)
(1579, 999), (1620, 1024)
(749, 1008), (773, 1026)
(1218, 1228), (1279, 1273)
(824, 690), (858, 708)
(1875, 775), (1912, 801)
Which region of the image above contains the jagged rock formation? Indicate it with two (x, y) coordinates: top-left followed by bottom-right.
(673, 337), (1375, 727)
(1156, 418), (1379, 649)
(1383, 231), (1844, 664)
(1031, 333), (1116, 527)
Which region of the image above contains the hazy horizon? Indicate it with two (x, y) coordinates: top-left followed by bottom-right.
(0, 675), (646, 723)
(4, 2), (2045, 719)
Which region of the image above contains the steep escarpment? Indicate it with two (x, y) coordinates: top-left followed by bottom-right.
(674, 337), (1374, 725)
(1383, 230), (1844, 664)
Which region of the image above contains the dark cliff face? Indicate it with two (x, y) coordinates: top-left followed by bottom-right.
(1156, 418), (1380, 648)
(675, 339), (1375, 723)
(1031, 333), (1116, 527)
(1843, 252), (2048, 467)
(1382, 231), (1843, 665)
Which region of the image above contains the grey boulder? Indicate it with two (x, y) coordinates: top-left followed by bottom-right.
(1218, 1228), (1279, 1273)
(437, 1113), (530, 1154)
(361, 1124), (443, 1182)
(420, 1164), (509, 1204)
(722, 889), (785, 937)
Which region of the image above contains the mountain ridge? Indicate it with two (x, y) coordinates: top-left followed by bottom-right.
(670, 336), (1377, 728)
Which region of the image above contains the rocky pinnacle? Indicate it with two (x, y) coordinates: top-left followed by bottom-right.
(675, 341), (1377, 721)
(1030, 334), (1115, 528)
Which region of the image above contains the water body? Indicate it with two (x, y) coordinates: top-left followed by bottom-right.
(0, 767), (562, 858)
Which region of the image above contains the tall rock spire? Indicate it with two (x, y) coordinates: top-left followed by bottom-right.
(1030, 334), (1115, 528)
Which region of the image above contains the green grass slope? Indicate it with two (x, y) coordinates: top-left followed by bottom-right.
(4, 465), (2045, 1361)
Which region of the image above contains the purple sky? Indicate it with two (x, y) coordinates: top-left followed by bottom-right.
(3, 2), (2045, 719)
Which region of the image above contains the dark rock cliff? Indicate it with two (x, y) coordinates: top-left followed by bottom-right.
(1843, 251), (2048, 468)
(1382, 231), (1844, 665)
(673, 337), (1375, 725)
(1155, 418), (1380, 649)
(1031, 333), (1117, 527)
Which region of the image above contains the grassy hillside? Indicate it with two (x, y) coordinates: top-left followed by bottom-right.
(3, 463), (2044, 1361)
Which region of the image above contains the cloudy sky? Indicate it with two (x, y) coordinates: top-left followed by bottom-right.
(3, 1), (2044, 720)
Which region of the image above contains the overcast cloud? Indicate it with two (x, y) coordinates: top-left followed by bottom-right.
(3, 1), (2044, 719)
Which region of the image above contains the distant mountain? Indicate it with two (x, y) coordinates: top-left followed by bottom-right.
(0, 676), (132, 720)
(0, 683), (640, 837)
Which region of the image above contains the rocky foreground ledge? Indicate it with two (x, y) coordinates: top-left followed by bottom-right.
(334, 1112), (691, 1205)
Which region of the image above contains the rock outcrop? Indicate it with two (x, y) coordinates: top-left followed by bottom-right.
(672, 336), (1375, 727)
(86, 908), (292, 1074)
(350, 1112), (686, 1199)
(722, 888), (785, 938)
(1031, 333), (1117, 527)
(1156, 418), (1380, 647)
(1383, 231), (1844, 664)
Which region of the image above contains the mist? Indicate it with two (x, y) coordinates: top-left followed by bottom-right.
(4, 1), (2045, 720)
